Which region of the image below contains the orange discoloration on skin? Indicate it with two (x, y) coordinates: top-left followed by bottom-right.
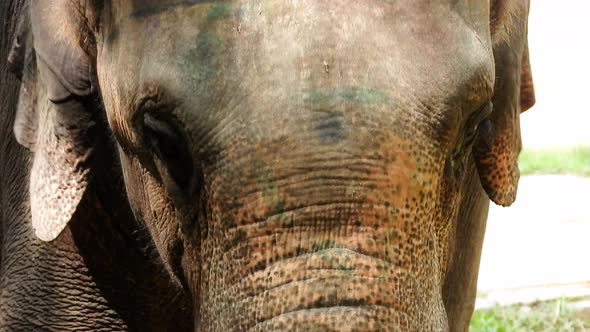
(475, 133), (521, 206)
(192, 130), (452, 330)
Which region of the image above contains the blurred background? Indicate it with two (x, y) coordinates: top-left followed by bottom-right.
(470, 1), (590, 330)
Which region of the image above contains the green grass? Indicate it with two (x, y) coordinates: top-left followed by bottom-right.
(470, 299), (589, 332)
(519, 146), (590, 177)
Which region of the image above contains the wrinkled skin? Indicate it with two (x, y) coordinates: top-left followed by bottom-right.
(14, 0), (534, 331)
(0, 1), (192, 331)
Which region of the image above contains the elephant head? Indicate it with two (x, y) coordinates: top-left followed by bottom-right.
(19, 0), (534, 330)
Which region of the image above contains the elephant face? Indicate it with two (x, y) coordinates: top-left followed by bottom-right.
(20, 0), (534, 330)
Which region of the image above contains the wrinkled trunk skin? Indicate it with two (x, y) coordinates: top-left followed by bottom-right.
(191, 150), (489, 332)
(0, 2), (192, 330)
(196, 160), (489, 332)
(191, 140), (451, 331)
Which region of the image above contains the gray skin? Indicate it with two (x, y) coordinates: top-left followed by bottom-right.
(0, 1), (192, 331)
(13, 0), (535, 331)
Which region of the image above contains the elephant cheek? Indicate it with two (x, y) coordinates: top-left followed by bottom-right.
(117, 150), (188, 289)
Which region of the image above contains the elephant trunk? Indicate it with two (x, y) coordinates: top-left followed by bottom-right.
(192, 141), (449, 331)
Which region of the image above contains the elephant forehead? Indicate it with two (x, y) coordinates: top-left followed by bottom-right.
(116, 0), (492, 21)
(108, 0), (494, 75)
(101, 0), (494, 114)
(98, 1), (494, 155)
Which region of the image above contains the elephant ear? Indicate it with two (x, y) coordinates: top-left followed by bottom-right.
(11, 9), (38, 151)
(7, 0), (30, 81)
(473, 0), (535, 207)
(13, 0), (98, 241)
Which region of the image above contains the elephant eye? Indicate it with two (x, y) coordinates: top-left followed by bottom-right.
(450, 101), (493, 175)
(143, 111), (197, 203)
(464, 101), (493, 147)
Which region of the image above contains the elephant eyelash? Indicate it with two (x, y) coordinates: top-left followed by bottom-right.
(132, 87), (182, 146)
(144, 112), (185, 160)
(464, 101), (493, 146)
(142, 111), (197, 204)
(134, 84), (178, 114)
(451, 101), (493, 163)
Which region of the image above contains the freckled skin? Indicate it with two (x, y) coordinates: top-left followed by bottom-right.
(15, 0), (533, 331)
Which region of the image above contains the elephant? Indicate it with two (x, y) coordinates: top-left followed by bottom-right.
(7, 0), (535, 331)
(0, 1), (192, 331)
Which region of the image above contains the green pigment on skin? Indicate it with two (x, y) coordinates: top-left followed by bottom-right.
(281, 215), (293, 228)
(302, 88), (390, 108)
(316, 248), (355, 275)
(207, 3), (231, 20)
(270, 199), (286, 215)
(254, 160), (290, 223)
(337, 88), (389, 104)
(180, 32), (221, 89)
(312, 240), (337, 252)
